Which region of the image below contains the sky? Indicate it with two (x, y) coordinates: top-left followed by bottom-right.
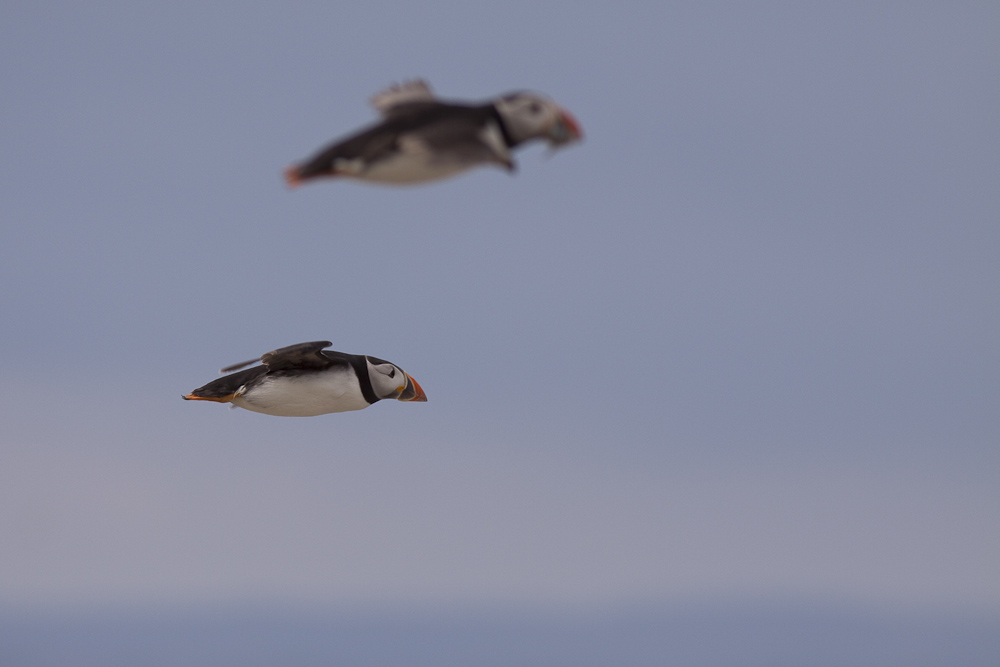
(2, 1), (999, 663)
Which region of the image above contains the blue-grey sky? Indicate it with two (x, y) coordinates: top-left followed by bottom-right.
(2, 0), (998, 639)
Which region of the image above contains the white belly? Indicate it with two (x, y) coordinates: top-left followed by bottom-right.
(232, 371), (371, 417)
(353, 152), (471, 184)
(337, 134), (479, 184)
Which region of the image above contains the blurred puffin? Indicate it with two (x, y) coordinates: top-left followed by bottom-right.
(284, 80), (582, 186)
(184, 341), (426, 417)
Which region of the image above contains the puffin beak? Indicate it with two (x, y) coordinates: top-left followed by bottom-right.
(399, 373), (427, 402)
(548, 107), (583, 146)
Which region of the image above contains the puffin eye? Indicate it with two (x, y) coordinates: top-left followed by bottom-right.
(528, 102), (542, 114)
(374, 364), (396, 378)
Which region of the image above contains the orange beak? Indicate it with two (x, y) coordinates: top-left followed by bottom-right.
(400, 373), (427, 402)
(557, 107), (583, 141)
(544, 106), (582, 147)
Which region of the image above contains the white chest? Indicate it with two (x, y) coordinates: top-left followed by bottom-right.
(363, 157), (469, 183)
(233, 370), (371, 417)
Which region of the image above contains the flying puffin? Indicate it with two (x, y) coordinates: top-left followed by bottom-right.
(284, 80), (582, 186)
(183, 341), (426, 417)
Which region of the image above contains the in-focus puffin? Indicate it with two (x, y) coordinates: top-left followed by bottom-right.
(183, 341), (426, 417)
(284, 80), (582, 186)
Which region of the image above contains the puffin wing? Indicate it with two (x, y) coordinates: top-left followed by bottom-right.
(368, 81), (510, 166)
(260, 340), (339, 372)
(186, 341), (343, 402)
(370, 80), (437, 116)
(408, 107), (514, 170)
(219, 340), (335, 373)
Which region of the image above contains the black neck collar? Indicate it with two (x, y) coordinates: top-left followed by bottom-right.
(490, 106), (517, 147)
(351, 356), (381, 405)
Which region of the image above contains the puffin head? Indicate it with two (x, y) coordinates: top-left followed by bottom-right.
(366, 356), (427, 402)
(494, 92), (582, 148)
